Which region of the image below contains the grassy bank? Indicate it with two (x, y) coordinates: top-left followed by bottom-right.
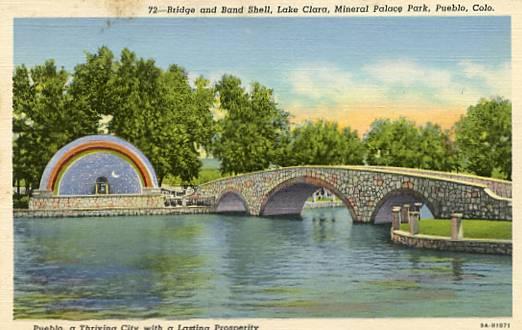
(400, 219), (511, 240)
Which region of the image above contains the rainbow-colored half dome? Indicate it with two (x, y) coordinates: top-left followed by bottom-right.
(39, 135), (158, 195)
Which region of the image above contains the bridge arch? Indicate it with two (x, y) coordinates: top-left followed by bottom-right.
(259, 176), (358, 221)
(371, 188), (437, 224)
(215, 190), (249, 214)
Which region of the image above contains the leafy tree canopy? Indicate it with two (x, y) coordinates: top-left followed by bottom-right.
(211, 75), (290, 175)
(364, 117), (455, 171)
(454, 97), (511, 179)
(279, 120), (365, 166)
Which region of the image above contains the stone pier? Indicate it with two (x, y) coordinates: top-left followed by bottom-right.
(451, 213), (464, 240)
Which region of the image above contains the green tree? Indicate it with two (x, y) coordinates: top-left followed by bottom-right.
(364, 118), (420, 167)
(107, 50), (214, 185)
(67, 46), (116, 135)
(190, 76), (216, 152)
(279, 120), (364, 166)
(418, 122), (455, 171)
(342, 126), (366, 165)
(107, 48), (147, 141)
(13, 65), (34, 195)
(12, 61), (71, 194)
(156, 65), (211, 184)
(212, 75), (289, 174)
(365, 118), (456, 171)
(454, 97), (511, 179)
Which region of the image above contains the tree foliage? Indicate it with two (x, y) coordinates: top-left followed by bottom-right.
(13, 65), (35, 194)
(67, 46), (115, 135)
(279, 120), (365, 166)
(418, 122), (456, 171)
(211, 75), (290, 174)
(365, 118), (420, 167)
(13, 61), (73, 194)
(454, 97), (511, 179)
(97, 50), (216, 185)
(364, 118), (455, 171)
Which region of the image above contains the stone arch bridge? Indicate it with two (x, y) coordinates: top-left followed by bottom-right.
(199, 166), (512, 223)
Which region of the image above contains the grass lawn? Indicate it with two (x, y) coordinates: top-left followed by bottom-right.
(400, 219), (512, 240)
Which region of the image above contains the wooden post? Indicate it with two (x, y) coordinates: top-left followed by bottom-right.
(401, 204), (410, 223)
(451, 213), (464, 240)
(409, 210), (420, 235)
(391, 206), (401, 230)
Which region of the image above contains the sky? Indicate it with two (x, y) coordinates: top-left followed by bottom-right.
(14, 17), (511, 135)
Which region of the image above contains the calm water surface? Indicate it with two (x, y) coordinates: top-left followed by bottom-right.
(14, 207), (512, 319)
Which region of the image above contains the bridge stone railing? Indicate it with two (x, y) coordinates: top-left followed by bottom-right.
(366, 166), (512, 198)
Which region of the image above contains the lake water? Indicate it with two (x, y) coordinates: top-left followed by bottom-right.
(14, 207), (512, 319)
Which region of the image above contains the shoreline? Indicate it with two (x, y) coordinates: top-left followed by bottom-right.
(14, 200), (345, 218)
(391, 229), (512, 255)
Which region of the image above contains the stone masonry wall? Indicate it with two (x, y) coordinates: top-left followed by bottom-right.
(200, 166), (512, 223)
(29, 194), (165, 210)
(368, 166), (512, 198)
(15, 206), (211, 218)
(391, 230), (512, 255)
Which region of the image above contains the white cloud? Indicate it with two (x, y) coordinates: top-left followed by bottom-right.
(286, 61), (439, 108)
(285, 59), (510, 112)
(458, 60), (511, 98)
(287, 63), (356, 100)
(363, 59), (452, 88)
